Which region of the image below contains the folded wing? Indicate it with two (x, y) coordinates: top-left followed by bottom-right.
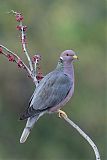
(20, 70), (73, 120)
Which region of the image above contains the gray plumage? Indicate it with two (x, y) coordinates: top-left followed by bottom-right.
(20, 70), (72, 119)
(20, 50), (78, 143)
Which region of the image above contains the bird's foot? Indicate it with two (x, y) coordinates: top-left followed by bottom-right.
(58, 109), (68, 118)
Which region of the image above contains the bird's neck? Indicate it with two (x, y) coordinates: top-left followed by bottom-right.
(56, 59), (64, 70)
(56, 60), (74, 80)
(64, 62), (74, 80)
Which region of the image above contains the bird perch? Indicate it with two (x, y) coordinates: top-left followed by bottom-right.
(60, 114), (101, 160)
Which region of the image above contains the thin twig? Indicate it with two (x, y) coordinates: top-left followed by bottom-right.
(7, 10), (17, 15)
(61, 115), (101, 160)
(0, 44), (33, 78)
(8, 10), (34, 77)
(20, 22), (34, 73)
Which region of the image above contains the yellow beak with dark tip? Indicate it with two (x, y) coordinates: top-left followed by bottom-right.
(73, 55), (78, 60)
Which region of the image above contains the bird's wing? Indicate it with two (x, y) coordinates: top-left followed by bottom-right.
(31, 70), (72, 109)
(20, 70), (73, 120)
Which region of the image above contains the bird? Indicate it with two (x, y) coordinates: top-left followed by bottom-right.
(20, 50), (78, 143)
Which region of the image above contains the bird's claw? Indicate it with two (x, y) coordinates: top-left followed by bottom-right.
(58, 109), (68, 118)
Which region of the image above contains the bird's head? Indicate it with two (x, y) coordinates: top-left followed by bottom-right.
(60, 50), (78, 63)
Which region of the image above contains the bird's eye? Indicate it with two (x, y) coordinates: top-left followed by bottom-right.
(66, 54), (69, 56)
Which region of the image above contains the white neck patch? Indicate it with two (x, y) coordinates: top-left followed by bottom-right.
(60, 57), (63, 60)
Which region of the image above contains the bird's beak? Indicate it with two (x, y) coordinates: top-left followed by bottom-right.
(73, 55), (78, 60)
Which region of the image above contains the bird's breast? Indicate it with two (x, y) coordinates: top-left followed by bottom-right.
(49, 83), (74, 112)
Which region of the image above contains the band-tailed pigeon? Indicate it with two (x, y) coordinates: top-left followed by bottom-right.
(20, 50), (78, 143)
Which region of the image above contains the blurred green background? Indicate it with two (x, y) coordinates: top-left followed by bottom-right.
(0, 0), (106, 160)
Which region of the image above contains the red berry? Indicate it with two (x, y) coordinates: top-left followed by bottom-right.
(7, 54), (15, 62)
(16, 13), (23, 22)
(36, 69), (44, 81)
(36, 74), (44, 80)
(17, 59), (23, 68)
(16, 25), (22, 31)
(32, 55), (41, 63)
(0, 47), (2, 53)
(17, 59), (25, 69)
(23, 26), (27, 31)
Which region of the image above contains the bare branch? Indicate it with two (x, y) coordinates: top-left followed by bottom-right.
(8, 10), (34, 76)
(0, 44), (33, 79)
(61, 114), (101, 160)
(20, 22), (34, 73)
(5, 10), (44, 86)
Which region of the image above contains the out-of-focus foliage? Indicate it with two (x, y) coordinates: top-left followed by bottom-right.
(0, 0), (106, 160)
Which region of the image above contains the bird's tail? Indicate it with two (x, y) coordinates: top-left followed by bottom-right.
(20, 115), (40, 143)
